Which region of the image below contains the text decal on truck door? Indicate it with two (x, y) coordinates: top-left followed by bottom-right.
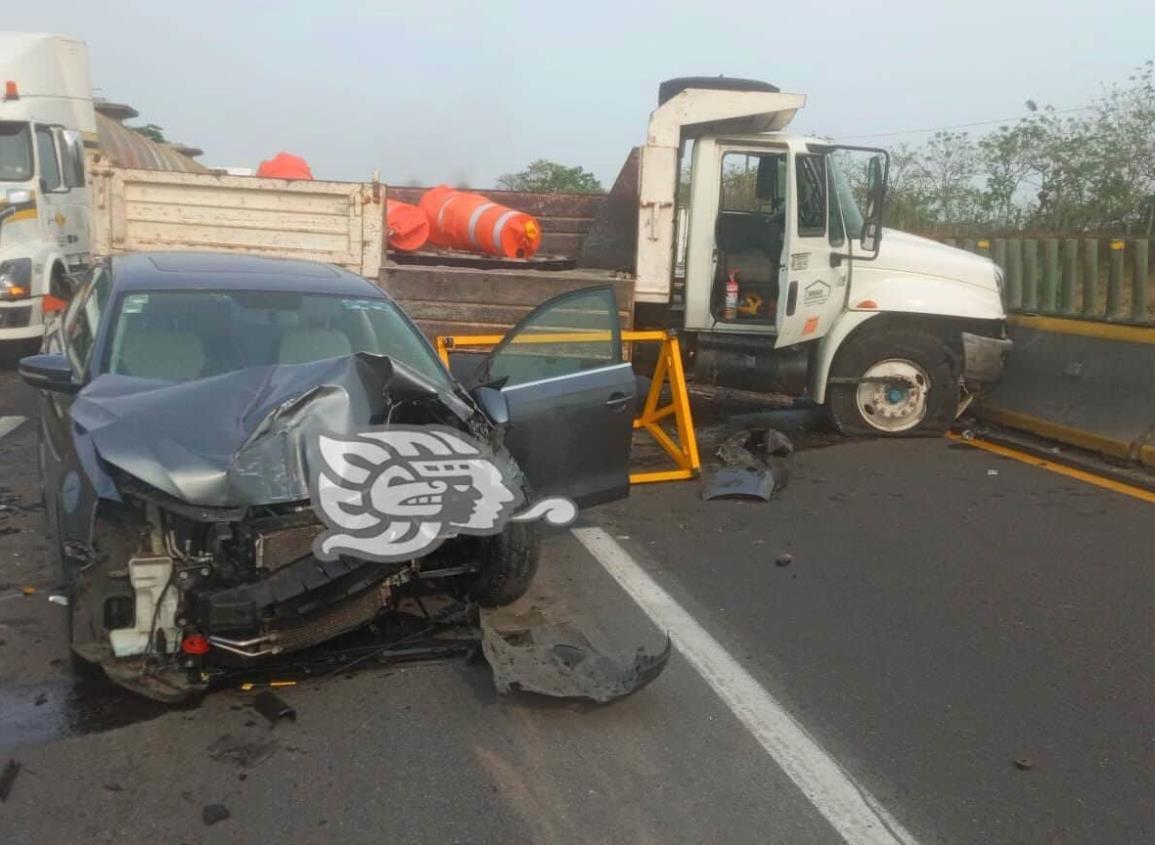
(309, 426), (576, 562)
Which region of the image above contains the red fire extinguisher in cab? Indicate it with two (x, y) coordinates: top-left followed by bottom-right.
(723, 270), (740, 320)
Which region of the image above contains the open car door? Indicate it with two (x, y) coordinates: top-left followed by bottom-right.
(471, 286), (634, 508)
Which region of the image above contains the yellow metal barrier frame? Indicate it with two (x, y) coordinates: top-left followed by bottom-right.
(435, 330), (700, 485)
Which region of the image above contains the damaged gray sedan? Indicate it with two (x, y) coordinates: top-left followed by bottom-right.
(20, 253), (639, 702)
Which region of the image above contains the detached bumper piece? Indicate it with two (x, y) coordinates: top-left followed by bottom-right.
(481, 607), (671, 704)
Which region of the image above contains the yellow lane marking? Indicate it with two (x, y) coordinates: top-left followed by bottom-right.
(947, 433), (1155, 504)
(1008, 314), (1155, 345)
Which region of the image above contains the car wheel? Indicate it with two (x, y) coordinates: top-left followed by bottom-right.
(827, 328), (957, 436)
(55, 537), (102, 676)
(466, 521), (541, 607)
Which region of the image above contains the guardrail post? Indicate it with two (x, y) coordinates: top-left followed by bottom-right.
(1041, 238), (1059, 313)
(1062, 238), (1078, 314)
(1022, 238), (1039, 310)
(1107, 239), (1125, 319)
(1082, 239), (1098, 317)
(1133, 239), (1150, 324)
(1006, 239), (1023, 309)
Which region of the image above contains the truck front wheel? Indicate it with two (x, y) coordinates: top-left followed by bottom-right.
(827, 328), (958, 436)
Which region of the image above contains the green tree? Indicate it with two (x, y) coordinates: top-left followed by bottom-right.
(497, 159), (603, 193)
(128, 123), (167, 143)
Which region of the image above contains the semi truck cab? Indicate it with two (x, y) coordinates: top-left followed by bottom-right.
(636, 80), (1011, 435)
(0, 33), (96, 348)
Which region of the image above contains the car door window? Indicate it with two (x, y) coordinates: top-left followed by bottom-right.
(35, 126), (62, 191)
(485, 287), (621, 386)
(65, 270), (110, 376)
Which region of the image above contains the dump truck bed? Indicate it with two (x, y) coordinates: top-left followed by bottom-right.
(379, 260), (635, 341)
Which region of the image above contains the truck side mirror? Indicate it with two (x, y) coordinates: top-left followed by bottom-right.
(860, 156), (887, 254)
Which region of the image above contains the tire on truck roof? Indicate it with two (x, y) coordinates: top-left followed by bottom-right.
(658, 76), (780, 105)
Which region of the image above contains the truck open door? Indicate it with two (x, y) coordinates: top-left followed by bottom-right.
(775, 145), (888, 348)
(469, 286), (635, 508)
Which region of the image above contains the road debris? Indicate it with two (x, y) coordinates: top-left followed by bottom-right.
(207, 734), (278, 769)
(481, 607), (671, 703)
(987, 469), (1000, 477)
(0, 758), (20, 802)
(201, 803), (231, 826)
(775, 553), (794, 567)
(1013, 757), (1034, 771)
(47, 594), (68, 606)
(703, 428), (794, 501)
(252, 691), (296, 726)
(19, 585), (36, 595)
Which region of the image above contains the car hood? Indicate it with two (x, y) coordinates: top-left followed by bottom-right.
(872, 229), (999, 291)
(71, 353), (467, 509)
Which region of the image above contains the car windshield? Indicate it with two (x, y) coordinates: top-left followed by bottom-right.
(0, 122), (34, 182)
(104, 289), (451, 385)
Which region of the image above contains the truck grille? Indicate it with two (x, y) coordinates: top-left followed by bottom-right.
(0, 306), (32, 329)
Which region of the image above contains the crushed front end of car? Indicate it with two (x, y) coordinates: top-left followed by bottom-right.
(62, 353), (527, 702)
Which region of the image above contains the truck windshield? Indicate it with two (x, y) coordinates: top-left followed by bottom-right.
(828, 156), (865, 245)
(104, 289), (452, 385)
(0, 122), (34, 182)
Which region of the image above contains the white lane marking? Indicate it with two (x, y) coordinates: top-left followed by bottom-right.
(0, 416), (27, 441)
(573, 526), (919, 845)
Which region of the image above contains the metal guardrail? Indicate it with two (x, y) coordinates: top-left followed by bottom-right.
(942, 237), (1152, 325)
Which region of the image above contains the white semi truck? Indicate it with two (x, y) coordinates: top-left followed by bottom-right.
(0, 33), (96, 348)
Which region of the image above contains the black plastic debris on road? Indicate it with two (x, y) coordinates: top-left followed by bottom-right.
(0, 758), (21, 802)
(202, 803), (231, 826)
(481, 608), (671, 704)
(252, 690), (296, 726)
(702, 428), (794, 501)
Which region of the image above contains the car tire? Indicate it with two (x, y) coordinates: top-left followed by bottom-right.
(466, 521), (541, 607)
(827, 328), (957, 436)
(57, 538), (102, 677)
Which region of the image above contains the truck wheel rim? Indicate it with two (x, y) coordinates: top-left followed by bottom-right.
(855, 359), (930, 433)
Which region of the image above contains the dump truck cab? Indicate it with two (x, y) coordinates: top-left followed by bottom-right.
(636, 80), (1010, 434)
(0, 33), (96, 347)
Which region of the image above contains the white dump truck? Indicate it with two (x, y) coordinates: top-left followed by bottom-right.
(0, 33), (96, 347)
(384, 77), (1013, 436)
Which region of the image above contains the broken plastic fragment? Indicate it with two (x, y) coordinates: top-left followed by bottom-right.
(480, 608), (670, 704)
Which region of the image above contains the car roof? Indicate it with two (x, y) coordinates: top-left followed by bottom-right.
(108, 252), (383, 297)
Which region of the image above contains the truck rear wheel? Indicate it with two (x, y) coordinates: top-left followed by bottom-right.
(827, 328), (957, 436)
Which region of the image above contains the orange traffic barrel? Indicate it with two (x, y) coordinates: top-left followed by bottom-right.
(256, 153), (314, 180)
(419, 185), (542, 259)
(385, 201), (429, 252)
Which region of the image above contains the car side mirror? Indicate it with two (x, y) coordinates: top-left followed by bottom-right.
(471, 385), (509, 426)
(19, 353), (81, 394)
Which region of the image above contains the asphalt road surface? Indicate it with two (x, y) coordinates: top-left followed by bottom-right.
(1, 359), (1152, 844)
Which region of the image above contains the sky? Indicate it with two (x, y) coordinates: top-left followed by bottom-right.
(6, 0), (1153, 188)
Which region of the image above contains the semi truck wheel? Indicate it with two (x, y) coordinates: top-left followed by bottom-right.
(827, 328), (957, 436)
